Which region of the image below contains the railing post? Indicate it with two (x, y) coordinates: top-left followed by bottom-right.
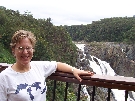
(64, 82), (69, 101)
(77, 84), (81, 101)
(107, 88), (111, 101)
(125, 90), (128, 101)
(92, 86), (96, 101)
(52, 80), (56, 101)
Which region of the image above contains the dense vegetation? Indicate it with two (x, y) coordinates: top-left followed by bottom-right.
(0, 6), (77, 65)
(0, 6), (77, 100)
(64, 17), (135, 43)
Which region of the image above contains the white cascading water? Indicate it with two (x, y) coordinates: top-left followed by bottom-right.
(76, 44), (135, 101)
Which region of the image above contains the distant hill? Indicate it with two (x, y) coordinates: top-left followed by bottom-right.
(64, 17), (135, 43)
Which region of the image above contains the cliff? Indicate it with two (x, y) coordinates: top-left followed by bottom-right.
(82, 42), (135, 77)
(75, 42), (135, 101)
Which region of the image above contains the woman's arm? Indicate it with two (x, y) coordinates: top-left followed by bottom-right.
(57, 62), (94, 82)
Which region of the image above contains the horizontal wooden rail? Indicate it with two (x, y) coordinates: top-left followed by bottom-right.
(47, 71), (135, 91)
(0, 63), (135, 91)
(0, 63), (10, 72)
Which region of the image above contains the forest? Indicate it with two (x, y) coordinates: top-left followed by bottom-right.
(0, 6), (79, 100)
(0, 6), (77, 65)
(64, 16), (135, 43)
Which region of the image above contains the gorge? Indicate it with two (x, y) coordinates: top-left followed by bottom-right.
(75, 42), (135, 101)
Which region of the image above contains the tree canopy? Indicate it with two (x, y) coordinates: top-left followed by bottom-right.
(0, 6), (77, 66)
(64, 17), (135, 43)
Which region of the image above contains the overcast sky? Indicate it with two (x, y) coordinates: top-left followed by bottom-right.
(1, 0), (135, 26)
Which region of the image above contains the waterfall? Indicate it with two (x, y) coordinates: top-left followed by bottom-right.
(76, 43), (135, 101)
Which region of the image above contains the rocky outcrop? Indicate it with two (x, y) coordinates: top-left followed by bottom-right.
(82, 42), (135, 77)
(75, 42), (135, 101)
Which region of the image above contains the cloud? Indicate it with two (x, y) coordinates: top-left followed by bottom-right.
(1, 0), (135, 25)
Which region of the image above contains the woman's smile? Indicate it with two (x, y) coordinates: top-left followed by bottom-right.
(13, 38), (34, 65)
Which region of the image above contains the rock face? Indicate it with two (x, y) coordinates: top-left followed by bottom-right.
(75, 42), (135, 101)
(82, 42), (135, 77)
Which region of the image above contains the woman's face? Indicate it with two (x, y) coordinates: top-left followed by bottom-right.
(12, 38), (34, 65)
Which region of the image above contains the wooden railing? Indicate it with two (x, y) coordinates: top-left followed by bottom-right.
(0, 63), (135, 101)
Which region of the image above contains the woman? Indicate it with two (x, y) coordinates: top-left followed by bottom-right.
(0, 30), (94, 101)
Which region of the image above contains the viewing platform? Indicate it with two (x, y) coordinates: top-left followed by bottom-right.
(0, 63), (135, 101)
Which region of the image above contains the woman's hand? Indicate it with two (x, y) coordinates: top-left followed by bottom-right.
(56, 62), (94, 82)
(72, 68), (94, 82)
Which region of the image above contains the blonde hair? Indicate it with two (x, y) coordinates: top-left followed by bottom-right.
(10, 30), (36, 49)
